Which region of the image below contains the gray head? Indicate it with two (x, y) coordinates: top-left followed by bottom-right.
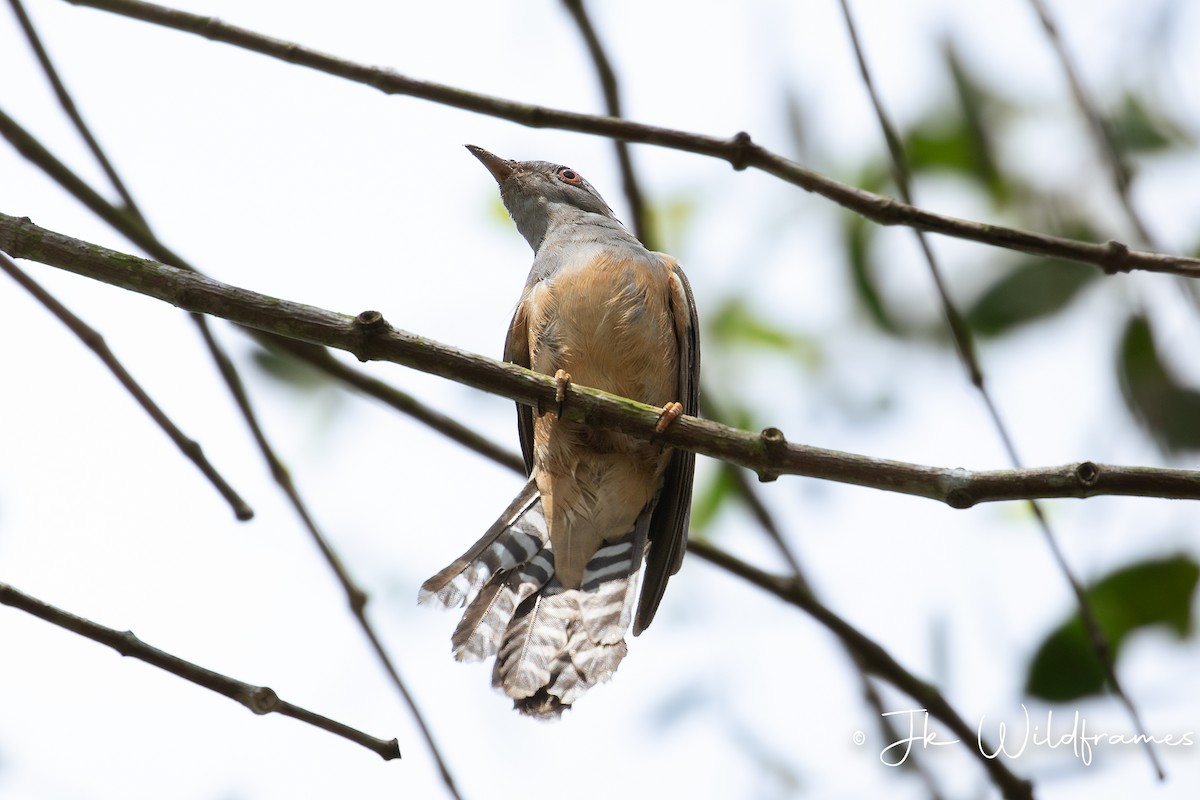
(466, 145), (620, 252)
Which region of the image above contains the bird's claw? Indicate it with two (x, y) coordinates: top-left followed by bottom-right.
(655, 401), (684, 434)
(554, 369), (572, 418)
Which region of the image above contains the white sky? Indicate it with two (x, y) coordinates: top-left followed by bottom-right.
(2, 1), (1200, 798)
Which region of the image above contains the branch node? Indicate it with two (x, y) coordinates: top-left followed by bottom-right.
(756, 427), (786, 482)
(115, 629), (142, 657)
(728, 131), (754, 171)
(1075, 460), (1100, 485)
(1102, 239), (1131, 274)
(246, 685), (280, 715)
(945, 488), (975, 509)
(353, 309), (391, 362)
(348, 586), (369, 616)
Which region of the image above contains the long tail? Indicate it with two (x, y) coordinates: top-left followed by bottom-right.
(420, 477), (646, 718)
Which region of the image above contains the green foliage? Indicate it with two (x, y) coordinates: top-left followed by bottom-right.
(1118, 315), (1200, 453)
(251, 346), (336, 392)
(843, 212), (900, 335)
(1108, 93), (1191, 156)
(708, 297), (821, 366)
(689, 465), (738, 535)
(1026, 556), (1199, 701)
(966, 258), (1099, 337)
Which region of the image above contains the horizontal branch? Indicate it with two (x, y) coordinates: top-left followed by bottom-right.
(0, 581), (401, 760)
(64, 0), (1200, 279)
(4, 212), (1198, 506)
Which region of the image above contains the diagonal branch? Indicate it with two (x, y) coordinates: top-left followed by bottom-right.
(687, 540), (1032, 800)
(0, 107), (464, 798)
(60, 0), (1200, 279)
(8, 0), (145, 219)
(0, 251), (253, 519)
(0, 581), (401, 760)
(835, 0), (1161, 777)
(1026, 0), (1152, 245)
(560, 0), (651, 246)
(5, 211), (1199, 506)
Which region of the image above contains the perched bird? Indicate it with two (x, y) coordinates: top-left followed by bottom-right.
(419, 145), (700, 717)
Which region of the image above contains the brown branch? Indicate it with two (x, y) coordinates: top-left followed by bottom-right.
(262, 337), (525, 474)
(8, 0), (145, 219)
(60, 0), (1200, 279)
(0, 108), (464, 799)
(0, 251), (253, 519)
(836, 0), (1161, 778)
(687, 541), (1033, 800)
(560, 0), (651, 246)
(1027, 0), (1152, 245)
(0, 581), (401, 760)
(5, 211), (1199, 506)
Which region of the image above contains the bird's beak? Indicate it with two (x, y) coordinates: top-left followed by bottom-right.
(465, 144), (515, 185)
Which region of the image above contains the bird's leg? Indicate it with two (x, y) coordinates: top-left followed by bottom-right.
(654, 401), (684, 434)
(553, 369), (572, 418)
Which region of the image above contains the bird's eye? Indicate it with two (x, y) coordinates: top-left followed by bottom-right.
(557, 167), (582, 185)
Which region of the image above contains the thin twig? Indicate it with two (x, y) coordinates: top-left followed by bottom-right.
(8, 0), (145, 219)
(0, 581), (401, 760)
(59, 0), (1200, 279)
(0, 251), (253, 519)
(5, 212), (1199, 507)
(0, 109), (463, 797)
(1025, 0), (1200, 309)
(1026, 0), (1151, 244)
(560, 0), (651, 246)
(687, 541), (1033, 800)
(259, 337), (524, 474)
(836, 0), (1161, 778)
(708, 388), (946, 795)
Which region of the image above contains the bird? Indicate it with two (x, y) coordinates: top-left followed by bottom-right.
(418, 145), (699, 718)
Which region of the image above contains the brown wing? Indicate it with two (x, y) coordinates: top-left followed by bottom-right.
(503, 297), (536, 475)
(633, 258), (700, 635)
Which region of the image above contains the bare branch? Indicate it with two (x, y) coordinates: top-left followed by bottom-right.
(5, 212), (1199, 506)
(0, 581), (401, 760)
(261, 337), (524, 474)
(836, 0), (1162, 777)
(0, 106), (465, 798)
(687, 541), (1033, 800)
(60, 0), (1200, 279)
(0, 251), (253, 519)
(8, 0), (145, 218)
(560, 0), (651, 246)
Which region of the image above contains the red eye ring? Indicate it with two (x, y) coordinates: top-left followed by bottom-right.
(557, 167), (582, 185)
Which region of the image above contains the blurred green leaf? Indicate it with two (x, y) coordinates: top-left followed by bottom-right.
(1026, 555), (1200, 701)
(251, 346), (336, 392)
(843, 213), (900, 335)
(1109, 93), (1188, 155)
(966, 259), (1098, 337)
(688, 397), (756, 535)
(1118, 315), (1200, 453)
(689, 464), (737, 535)
(708, 297), (821, 366)
(943, 43), (1007, 204)
(647, 195), (699, 254)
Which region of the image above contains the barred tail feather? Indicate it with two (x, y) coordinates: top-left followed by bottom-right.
(451, 547), (554, 662)
(418, 478), (544, 609)
(578, 526), (646, 645)
(423, 485), (653, 718)
(493, 585), (573, 702)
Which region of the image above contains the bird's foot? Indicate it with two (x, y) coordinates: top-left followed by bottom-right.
(655, 401), (684, 434)
(553, 369), (572, 418)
